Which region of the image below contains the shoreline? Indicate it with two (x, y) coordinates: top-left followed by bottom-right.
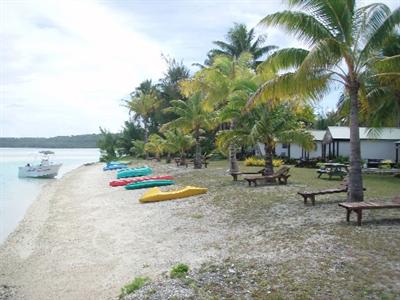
(0, 162), (94, 245)
(0, 162), (228, 299)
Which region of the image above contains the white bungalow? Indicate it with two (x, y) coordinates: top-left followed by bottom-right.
(258, 130), (326, 159)
(257, 127), (400, 163)
(322, 126), (400, 162)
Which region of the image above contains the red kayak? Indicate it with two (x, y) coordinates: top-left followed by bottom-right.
(109, 175), (174, 187)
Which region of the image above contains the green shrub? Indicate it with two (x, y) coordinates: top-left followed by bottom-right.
(333, 156), (349, 164)
(170, 263), (189, 279)
(119, 276), (149, 298)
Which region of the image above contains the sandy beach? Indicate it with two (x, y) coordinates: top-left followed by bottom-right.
(0, 163), (232, 300)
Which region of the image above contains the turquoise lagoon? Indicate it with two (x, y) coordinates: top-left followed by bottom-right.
(0, 148), (99, 243)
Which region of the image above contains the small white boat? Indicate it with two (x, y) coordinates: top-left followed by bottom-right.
(18, 150), (62, 178)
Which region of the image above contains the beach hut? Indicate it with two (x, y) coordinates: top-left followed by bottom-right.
(322, 126), (400, 161)
(260, 130), (325, 159)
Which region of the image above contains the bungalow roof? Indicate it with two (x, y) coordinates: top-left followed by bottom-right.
(327, 126), (400, 140)
(309, 130), (325, 141)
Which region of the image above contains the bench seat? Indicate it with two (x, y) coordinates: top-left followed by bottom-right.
(230, 170), (264, 181)
(298, 188), (347, 205)
(339, 201), (400, 225)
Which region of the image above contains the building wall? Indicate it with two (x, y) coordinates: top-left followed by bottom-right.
(361, 140), (396, 160)
(335, 140), (396, 160)
(275, 142), (323, 159)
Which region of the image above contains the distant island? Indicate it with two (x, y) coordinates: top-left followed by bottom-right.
(0, 134), (101, 148)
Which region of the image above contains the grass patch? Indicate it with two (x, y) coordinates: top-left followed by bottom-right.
(119, 276), (149, 298)
(170, 263), (189, 279)
(129, 159), (400, 298)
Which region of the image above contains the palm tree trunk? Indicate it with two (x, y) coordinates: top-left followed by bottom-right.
(194, 127), (202, 169)
(347, 81), (364, 202)
(228, 120), (239, 173)
(144, 121), (149, 160)
(180, 152), (187, 166)
(264, 143), (274, 176)
(166, 153), (171, 163)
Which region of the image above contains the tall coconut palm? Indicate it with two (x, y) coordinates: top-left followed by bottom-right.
(250, 1), (399, 201)
(161, 93), (216, 169)
(182, 53), (258, 173)
(206, 23), (277, 66)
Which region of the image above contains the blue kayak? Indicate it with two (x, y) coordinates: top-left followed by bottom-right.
(125, 179), (174, 190)
(117, 166), (152, 179)
(103, 163), (128, 171)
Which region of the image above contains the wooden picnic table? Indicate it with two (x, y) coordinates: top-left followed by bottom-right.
(317, 163), (348, 179)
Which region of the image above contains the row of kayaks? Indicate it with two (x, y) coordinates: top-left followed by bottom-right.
(105, 164), (207, 202)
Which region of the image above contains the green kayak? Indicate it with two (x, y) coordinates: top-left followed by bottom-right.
(117, 166), (152, 179)
(125, 180), (175, 190)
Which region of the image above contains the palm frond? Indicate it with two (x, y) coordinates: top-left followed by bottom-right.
(259, 10), (333, 45)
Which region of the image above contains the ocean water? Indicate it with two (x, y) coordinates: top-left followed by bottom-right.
(0, 148), (100, 243)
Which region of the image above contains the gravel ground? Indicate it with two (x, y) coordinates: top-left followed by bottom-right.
(1, 161), (399, 299)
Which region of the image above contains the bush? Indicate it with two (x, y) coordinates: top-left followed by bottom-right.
(244, 157), (283, 167)
(333, 156), (349, 164)
(170, 263), (189, 279)
(244, 157), (264, 166)
(379, 160), (393, 169)
(119, 276), (149, 298)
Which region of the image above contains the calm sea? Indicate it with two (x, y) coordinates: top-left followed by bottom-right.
(0, 148), (100, 243)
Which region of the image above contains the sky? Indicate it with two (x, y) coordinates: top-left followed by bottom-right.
(1, 0), (398, 137)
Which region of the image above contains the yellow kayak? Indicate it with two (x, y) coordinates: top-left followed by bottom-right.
(139, 186), (208, 203)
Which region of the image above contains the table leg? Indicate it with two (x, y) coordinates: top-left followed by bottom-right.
(346, 209), (351, 222)
(356, 209), (362, 226)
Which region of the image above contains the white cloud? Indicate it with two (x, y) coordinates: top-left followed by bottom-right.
(1, 0), (166, 137)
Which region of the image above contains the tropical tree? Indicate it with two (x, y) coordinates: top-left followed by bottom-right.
(250, 0), (400, 201)
(130, 140), (146, 158)
(181, 53), (258, 173)
(144, 134), (165, 161)
(162, 93), (216, 169)
(115, 121), (144, 156)
(163, 129), (195, 165)
(205, 23), (277, 66)
(97, 127), (118, 161)
(124, 80), (160, 157)
(217, 104), (314, 175)
(154, 57), (192, 126)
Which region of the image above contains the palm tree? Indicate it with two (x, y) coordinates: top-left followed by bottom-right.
(130, 140), (146, 158)
(163, 129), (195, 165)
(250, 1), (399, 201)
(217, 104), (314, 175)
(182, 53), (258, 173)
(162, 93), (216, 169)
(206, 23), (277, 66)
(124, 81), (160, 158)
(97, 127), (117, 161)
(144, 134), (164, 161)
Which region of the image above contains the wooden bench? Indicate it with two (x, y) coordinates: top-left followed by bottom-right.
(298, 184), (366, 206)
(298, 187), (348, 206)
(338, 200), (400, 226)
(244, 167), (291, 187)
(230, 169), (264, 181)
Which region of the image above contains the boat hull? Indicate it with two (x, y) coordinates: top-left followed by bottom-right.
(18, 164), (62, 178)
(117, 166), (152, 179)
(103, 164), (128, 171)
(124, 179), (174, 190)
(139, 186), (208, 203)
(109, 175), (174, 187)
